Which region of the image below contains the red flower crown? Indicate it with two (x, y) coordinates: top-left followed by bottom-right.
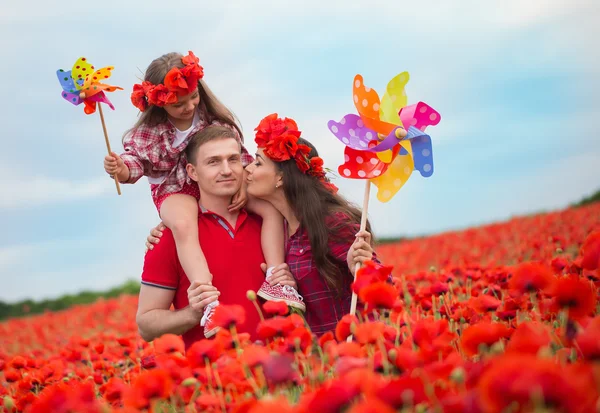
(130, 51), (204, 112)
(254, 113), (338, 193)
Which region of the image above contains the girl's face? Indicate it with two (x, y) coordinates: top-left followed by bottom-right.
(164, 88), (200, 123)
(245, 149), (282, 199)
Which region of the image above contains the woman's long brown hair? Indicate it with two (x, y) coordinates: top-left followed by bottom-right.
(278, 138), (373, 295)
(124, 52), (242, 141)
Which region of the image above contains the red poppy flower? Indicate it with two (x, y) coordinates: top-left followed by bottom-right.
(580, 229), (600, 270)
(575, 315), (600, 360)
(124, 369), (173, 409)
(298, 380), (361, 413)
(146, 84), (177, 107)
(256, 316), (295, 340)
(308, 157), (326, 178)
(548, 276), (597, 319)
(241, 344), (270, 368)
(164, 67), (188, 94)
(254, 113), (300, 148)
(460, 322), (512, 356)
(186, 339), (222, 368)
(358, 281), (398, 310)
(318, 331), (335, 347)
(347, 397), (395, 413)
(153, 334), (185, 355)
(130, 81), (150, 111)
(262, 354), (298, 386)
(263, 300), (289, 316)
(353, 321), (386, 345)
(471, 294), (502, 313)
(93, 343), (104, 354)
(352, 261), (394, 294)
(100, 377), (127, 404)
(505, 321), (553, 355)
(335, 314), (359, 341)
(508, 262), (556, 295)
(212, 304), (246, 330)
(28, 381), (102, 413)
(375, 375), (429, 408)
(478, 354), (599, 413)
(181, 50), (200, 65)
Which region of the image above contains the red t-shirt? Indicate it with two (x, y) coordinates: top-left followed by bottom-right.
(141, 208), (265, 350)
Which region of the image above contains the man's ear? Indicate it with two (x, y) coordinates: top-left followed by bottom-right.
(186, 163), (198, 182)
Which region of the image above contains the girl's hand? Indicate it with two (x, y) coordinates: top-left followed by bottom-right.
(229, 180), (248, 212)
(347, 230), (374, 275)
(104, 152), (126, 176)
(145, 222), (166, 252)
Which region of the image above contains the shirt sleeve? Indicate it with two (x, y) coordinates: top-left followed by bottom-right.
(121, 131), (147, 184)
(141, 229), (180, 290)
(240, 143), (254, 167)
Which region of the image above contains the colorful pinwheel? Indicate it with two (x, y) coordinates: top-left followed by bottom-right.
(328, 72), (441, 322)
(328, 72), (440, 202)
(56, 57), (123, 195)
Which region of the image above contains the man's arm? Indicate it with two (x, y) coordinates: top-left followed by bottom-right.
(136, 284), (201, 342)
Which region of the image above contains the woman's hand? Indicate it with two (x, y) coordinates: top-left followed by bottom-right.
(229, 180), (248, 212)
(347, 230), (374, 275)
(145, 222), (166, 252)
(261, 263), (297, 289)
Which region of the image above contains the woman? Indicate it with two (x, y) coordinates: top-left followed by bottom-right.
(146, 113), (380, 336)
(244, 113), (380, 336)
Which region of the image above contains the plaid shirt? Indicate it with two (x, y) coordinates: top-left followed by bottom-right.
(120, 110), (253, 200)
(286, 212), (378, 336)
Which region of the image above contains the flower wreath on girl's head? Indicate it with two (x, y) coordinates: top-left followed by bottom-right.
(130, 51), (204, 112)
(254, 113), (339, 193)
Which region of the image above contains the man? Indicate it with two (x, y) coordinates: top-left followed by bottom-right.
(136, 126), (268, 350)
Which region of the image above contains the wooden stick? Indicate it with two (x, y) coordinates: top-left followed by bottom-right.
(347, 180), (371, 342)
(98, 103), (121, 195)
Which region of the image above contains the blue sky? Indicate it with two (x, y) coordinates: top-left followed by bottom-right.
(1, 0), (598, 302)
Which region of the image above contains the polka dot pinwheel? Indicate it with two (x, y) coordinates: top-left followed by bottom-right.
(56, 57), (123, 195)
(328, 72), (441, 324)
(328, 72), (440, 203)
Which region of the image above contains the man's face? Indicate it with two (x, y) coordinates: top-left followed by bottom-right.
(187, 138), (243, 198)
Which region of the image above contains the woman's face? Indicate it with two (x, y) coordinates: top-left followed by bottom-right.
(245, 149), (282, 199)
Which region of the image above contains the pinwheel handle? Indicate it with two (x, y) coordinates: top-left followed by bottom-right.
(97, 104), (122, 195)
(347, 180), (371, 342)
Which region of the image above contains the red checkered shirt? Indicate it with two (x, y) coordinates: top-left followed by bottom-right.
(286, 212), (379, 336)
(120, 110), (253, 200)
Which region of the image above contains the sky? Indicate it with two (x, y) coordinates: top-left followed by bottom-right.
(1, 0), (599, 302)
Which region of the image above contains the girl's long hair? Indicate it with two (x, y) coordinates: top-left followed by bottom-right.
(124, 52), (242, 140)
(278, 138), (373, 295)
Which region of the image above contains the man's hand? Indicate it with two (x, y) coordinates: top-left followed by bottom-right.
(347, 230), (374, 275)
(146, 222), (166, 251)
(187, 281), (220, 322)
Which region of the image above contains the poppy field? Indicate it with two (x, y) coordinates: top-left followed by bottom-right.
(1, 202), (600, 413)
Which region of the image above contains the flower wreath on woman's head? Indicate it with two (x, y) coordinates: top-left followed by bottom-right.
(130, 51), (204, 112)
(254, 113), (338, 193)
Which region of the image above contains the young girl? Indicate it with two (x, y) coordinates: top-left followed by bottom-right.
(103, 51), (304, 338)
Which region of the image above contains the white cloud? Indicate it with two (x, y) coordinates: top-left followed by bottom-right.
(0, 172), (113, 209)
